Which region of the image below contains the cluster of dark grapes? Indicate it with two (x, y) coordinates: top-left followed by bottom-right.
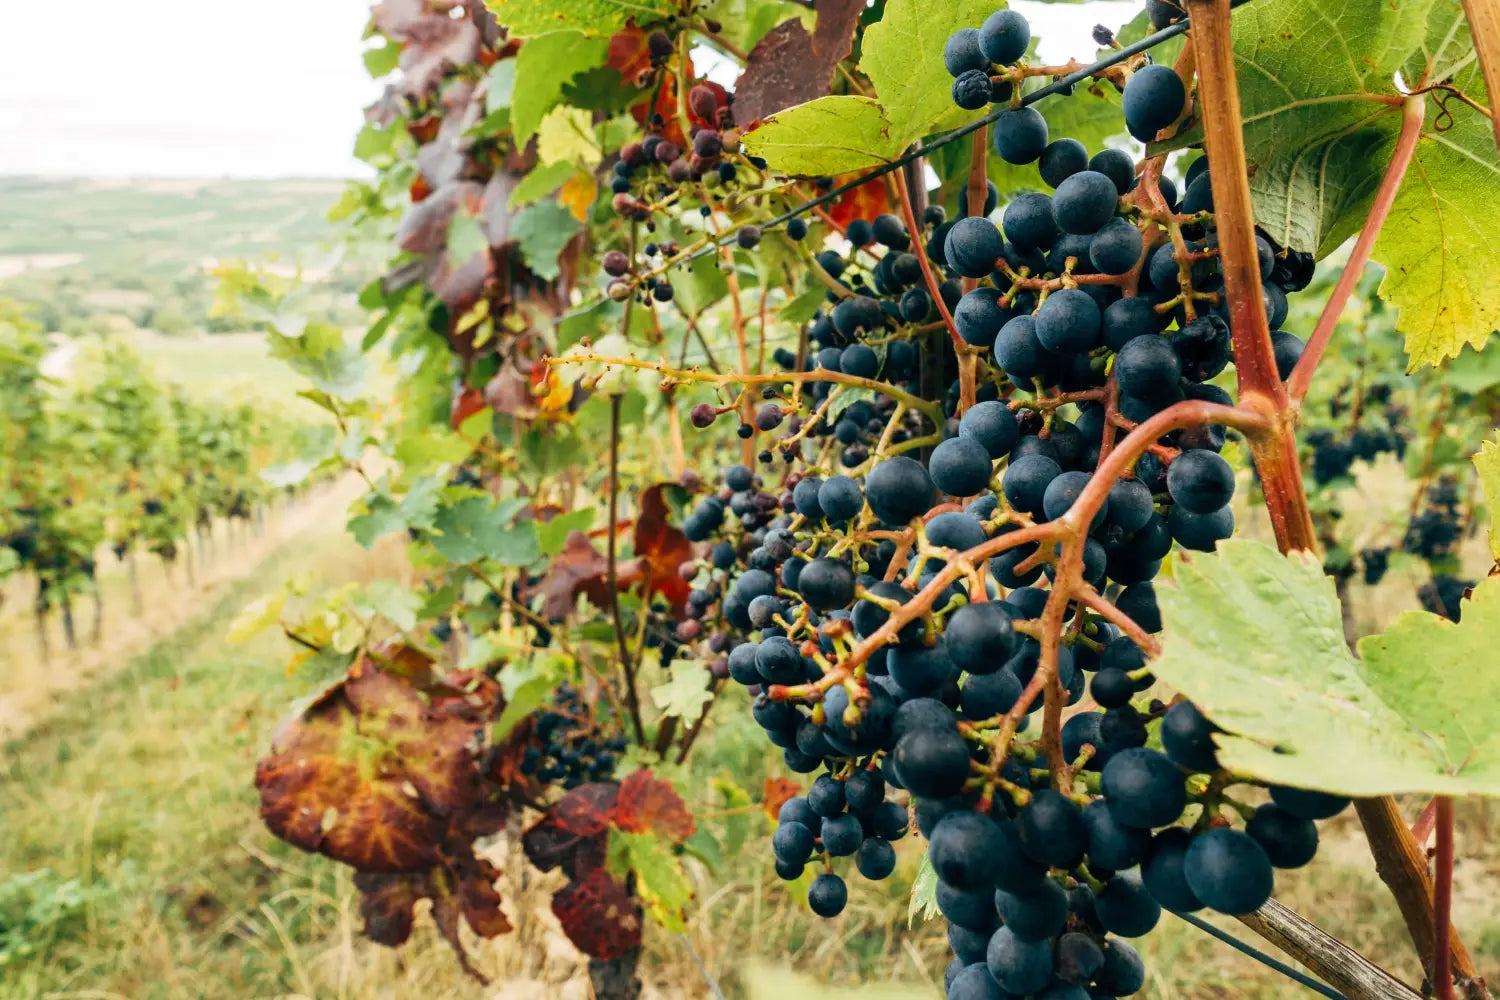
(1406, 478), (1475, 621)
(518, 684), (626, 789)
(652, 6), (1370, 999)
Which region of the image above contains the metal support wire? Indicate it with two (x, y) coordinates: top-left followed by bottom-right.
(677, 933), (728, 1000)
(1175, 910), (1347, 1000)
(678, 0), (1257, 266)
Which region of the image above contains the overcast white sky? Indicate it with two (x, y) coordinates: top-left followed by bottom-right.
(0, 0), (1138, 180)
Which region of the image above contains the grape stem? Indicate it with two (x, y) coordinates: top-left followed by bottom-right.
(1435, 796), (1456, 1000)
(606, 393), (646, 744)
(1286, 95), (1426, 404)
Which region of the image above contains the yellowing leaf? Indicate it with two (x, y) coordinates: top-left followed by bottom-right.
(649, 664), (714, 722)
(560, 171), (597, 222)
(1475, 433), (1500, 559)
(228, 589), (287, 643)
(536, 106), (599, 168)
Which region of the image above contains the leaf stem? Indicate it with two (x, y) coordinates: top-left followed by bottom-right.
(1286, 95), (1425, 403)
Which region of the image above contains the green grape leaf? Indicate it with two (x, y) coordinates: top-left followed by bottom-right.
(363, 38), (401, 78)
(508, 161), (578, 209)
(1220, 0), (1497, 368)
(482, 0), (673, 37)
(613, 829), (693, 932)
(780, 283), (828, 324)
(858, 0), (996, 150)
(1150, 539), (1500, 797)
(669, 253), (730, 316)
(743, 0), (995, 176)
(430, 496), (541, 566)
(492, 671), (556, 741)
(711, 776), (754, 860)
(268, 322), (367, 400)
(510, 199), (582, 281)
(486, 60), (515, 109)
(700, 0), (811, 56)
(511, 32), (611, 146)
(536, 507), (595, 555)
(1475, 433), (1500, 559)
(352, 580), (422, 632)
(741, 96), (904, 176)
(908, 852), (940, 926)
(649, 664), (714, 722)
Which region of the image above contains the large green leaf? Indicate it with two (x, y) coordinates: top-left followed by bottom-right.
(1475, 433), (1500, 559)
(483, 0), (674, 37)
(741, 96), (905, 175)
(742, 0), (997, 176)
(510, 199), (581, 281)
(430, 496), (540, 565)
(511, 31), (611, 146)
(1224, 0), (1497, 368)
(1149, 539), (1500, 797)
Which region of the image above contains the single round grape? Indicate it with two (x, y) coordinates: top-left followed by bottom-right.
(1102, 297), (1166, 351)
(772, 821), (815, 863)
(1038, 138), (1089, 188)
(1168, 503), (1234, 551)
(797, 557), (856, 611)
(1002, 453), (1063, 518)
(1114, 333), (1183, 402)
(1122, 63), (1187, 141)
(1167, 449), (1235, 514)
(840, 343), (880, 378)
(1094, 873), (1163, 937)
(949, 963), (1008, 1000)
(1268, 785), (1351, 820)
(1171, 313), (1232, 382)
(1101, 747), (1187, 829)
(872, 800), (910, 840)
(1272, 330), (1304, 380)
(994, 877), (1068, 941)
(1142, 826), (1203, 912)
(929, 810), (1006, 890)
(955, 288), (1009, 348)
(1105, 477), (1156, 534)
(949, 922), (991, 965)
(945, 217), (1007, 278)
(946, 603), (1017, 675)
(1017, 788), (1088, 868)
(979, 8), (1031, 64)
(930, 436), (995, 497)
(1160, 700), (1221, 772)
(1035, 287), (1102, 353)
(944, 27), (989, 76)
(985, 926), (1053, 996)
(1090, 218), (1144, 274)
(1115, 582), (1161, 633)
(938, 881), (1000, 932)
(952, 69), (994, 110)
(992, 107), (1049, 165)
(1095, 938), (1147, 995)
(808, 871), (848, 917)
(866, 456), (936, 525)
(1083, 798), (1151, 869)
(960, 668), (1023, 718)
(1246, 803), (1319, 868)
(893, 727), (971, 799)
(992, 315), (1049, 382)
(1056, 931), (1105, 985)
(1052, 170), (1120, 234)
(1184, 828), (1274, 915)
(1002, 192), (1059, 252)
(927, 510), (987, 551)
(959, 400), (1019, 459)
(818, 475), (864, 525)
(820, 812), (864, 856)
(889, 639), (957, 696)
(1090, 148), (1136, 194)
(833, 293), (885, 337)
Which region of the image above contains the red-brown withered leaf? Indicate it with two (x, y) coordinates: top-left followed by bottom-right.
(354, 869), (431, 946)
(521, 816), (607, 879)
(551, 781), (621, 836)
(632, 484), (695, 615)
(761, 776), (802, 821)
(828, 173), (893, 230)
(533, 530), (614, 621)
(615, 769), (695, 843)
(254, 657), (500, 872)
(732, 0), (865, 128)
(552, 868), (642, 961)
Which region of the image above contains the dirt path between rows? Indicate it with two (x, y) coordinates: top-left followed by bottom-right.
(0, 475), (363, 740)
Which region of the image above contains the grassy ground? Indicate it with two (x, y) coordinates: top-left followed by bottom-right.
(3, 528), (1498, 999)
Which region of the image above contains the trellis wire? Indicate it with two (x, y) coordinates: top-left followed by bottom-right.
(1175, 911), (1348, 1000)
(679, 0), (1256, 266)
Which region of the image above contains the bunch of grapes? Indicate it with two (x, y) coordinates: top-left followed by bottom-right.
(518, 684), (627, 789)
(650, 6), (1365, 999)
